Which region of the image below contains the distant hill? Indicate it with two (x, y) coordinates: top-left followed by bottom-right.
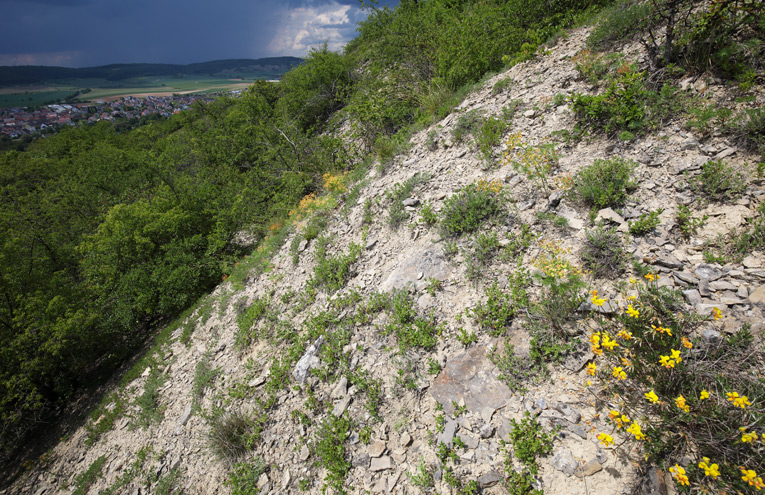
(0, 57), (303, 86)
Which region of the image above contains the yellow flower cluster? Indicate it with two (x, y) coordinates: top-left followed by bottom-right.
(591, 290), (607, 307)
(475, 179), (503, 194)
(659, 349), (683, 369)
(322, 171), (348, 194)
(675, 395), (690, 413)
(626, 305), (639, 318)
(597, 432), (614, 446)
(609, 409), (631, 428)
(669, 464), (690, 486)
(727, 391), (752, 409)
(698, 457), (720, 479)
(534, 240), (584, 279)
(740, 468), (764, 490)
(740, 427), (760, 443)
(612, 366), (627, 380)
(651, 323), (672, 336)
(289, 192), (330, 220)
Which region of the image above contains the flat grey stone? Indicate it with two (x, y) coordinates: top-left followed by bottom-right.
(655, 254), (683, 270)
(478, 471), (502, 488)
(596, 208), (625, 224)
(331, 376), (348, 399)
(551, 448), (578, 476)
(368, 441), (386, 458)
(299, 445), (310, 461)
(554, 403), (581, 424)
(293, 336), (324, 384)
(562, 343), (594, 372)
(682, 289), (702, 306)
(577, 460), (603, 478)
(673, 271), (697, 285)
(297, 239), (308, 252)
(430, 345), (513, 416)
(438, 419), (458, 447)
(695, 264), (723, 281)
(479, 424), (495, 439)
(179, 404), (193, 426)
(332, 395), (351, 416)
(380, 248), (452, 292)
(402, 198), (420, 207)
(701, 328), (722, 345)
(749, 286), (765, 305)
(352, 453), (370, 468)
(567, 424), (588, 439)
(457, 433), (479, 449)
(369, 456), (393, 472)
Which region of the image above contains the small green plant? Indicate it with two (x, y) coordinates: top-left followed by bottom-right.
(492, 77), (514, 95)
(676, 204), (708, 239)
(133, 368), (166, 429)
(688, 159), (746, 201)
(235, 296), (270, 350)
(420, 202), (438, 226)
(362, 198), (374, 225)
(536, 211), (569, 228)
(443, 240), (459, 259)
(573, 157), (637, 209)
(425, 277), (441, 296)
(310, 237), (362, 292)
(387, 173), (429, 230)
(475, 116), (510, 161)
(471, 276), (528, 337)
(383, 291), (441, 353)
(581, 225), (627, 278)
(440, 181), (504, 237)
(426, 129), (439, 151)
(503, 133), (559, 194)
(427, 357), (442, 376)
(586, 2), (651, 50)
(629, 209), (663, 236)
(408, 460), (435, 490)
(315, 413), (352, 494)
(506, 413), (555, 477)
(192, 354), (220, 410)
(733, 202), (765, 257)
(456, 328), (478, 348)
(72, 455), (107, 495)
(225, 460), (267, 495)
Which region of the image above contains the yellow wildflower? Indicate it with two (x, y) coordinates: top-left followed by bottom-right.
(698, 458), (720, 479)
(700, 390), (710, 400)
(626, 305), (639, 318)
(621, 357), (632, 368)
(740, 428), (759, 443)
(727, 391), (752, 409)
(645, 273), (656, 282)
(669, 464), (690, 486)
(740, 468), (763, 488)
(586, 363), (597, 376)
(629, 277), (637, 284)
(597, 433), (614, 446)
(626, 422), (645, 440)
(675, 395), (690, 413)
(616, 328), (633, 340)
(681, 337), (693, 349)
(659, 355), (675, 369)
(645, 390), (659, 404)
(712, 307), (723, 320)
(651, 324), (672, 336)
(612, 366), (627, 381)
(670, 349), (683, 364)
(602, 335), (619, 351)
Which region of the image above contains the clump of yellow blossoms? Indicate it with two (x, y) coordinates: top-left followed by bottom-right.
(669, 465), (690, 486)
(727, 391), (752, 409)
(699, 458), (720, 479)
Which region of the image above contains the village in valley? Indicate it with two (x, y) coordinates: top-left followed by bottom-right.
(0, 92), (234, 138)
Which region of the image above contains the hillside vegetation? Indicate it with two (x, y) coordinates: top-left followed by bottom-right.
(3, 0), (765, 493)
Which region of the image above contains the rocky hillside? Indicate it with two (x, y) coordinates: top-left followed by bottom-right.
(9, 27), (765, 495)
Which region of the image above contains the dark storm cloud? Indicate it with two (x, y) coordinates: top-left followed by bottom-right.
(0, 0), (398, 67)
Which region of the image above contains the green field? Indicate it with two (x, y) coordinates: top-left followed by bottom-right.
(0, 75), (269, 107)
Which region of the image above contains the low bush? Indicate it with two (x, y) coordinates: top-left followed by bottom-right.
(315, 413), (352, 494)
(688, 159), (746, 201)
(207, 411), (265, 465)
(439, 181), (504, 237)
(586, 278), (765, 494)
(310, 237), (361, 292)
(574, 157), (637, 210)
(586, 0), (651, 50)
(503, 133), (559, 194)
(581, 225), (627, 278)
(225, 460), (267, 495)
(629, 209), (662, 236)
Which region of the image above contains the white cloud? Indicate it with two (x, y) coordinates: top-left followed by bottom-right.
(266, 2), (355, 56)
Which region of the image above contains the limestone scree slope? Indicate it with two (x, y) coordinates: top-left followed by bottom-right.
(11, 27), (765, 495)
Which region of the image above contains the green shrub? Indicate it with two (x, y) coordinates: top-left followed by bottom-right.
(572, 50), (626, 86)
(192, 354), (220, 410)
(733, 202), (765, 257)
(689, 159), (746, 201)
(383, 291), (440, 353)
(573, 157), (637, 209)
(676, 204), (707, 239)
(386, 173), (429, 230)
(581, 226), (627, 278)
(315, 413), (352, 494)
(629, 209), (663, 236)
(225, 460), (267, 495)
(506, 413), (555, 477)
(440, 182), (504, 237)
(72, 455), (107, 495)
(311, 238), (361, 292)
(471, 281), (526, 337)
(235, 297), (270, 349)
(587, 0), (651, 50)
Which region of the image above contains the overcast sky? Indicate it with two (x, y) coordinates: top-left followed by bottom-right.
(0, 0), (398, 67)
